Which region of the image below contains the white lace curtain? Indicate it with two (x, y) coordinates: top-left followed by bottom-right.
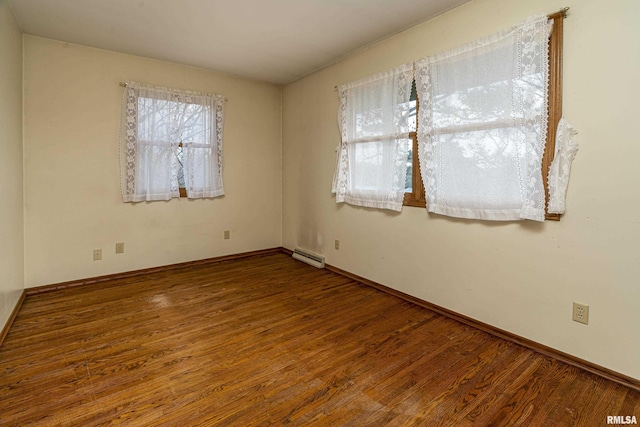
(120, 82), (225, 202)
(332, 63), (414, 211)
(548, 117), (578, 214)
(415, 15), (552, 221)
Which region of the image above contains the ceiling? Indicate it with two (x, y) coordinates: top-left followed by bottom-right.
(9, 0), (471, 84)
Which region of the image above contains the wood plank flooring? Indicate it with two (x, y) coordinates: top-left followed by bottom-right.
(1, 253), (638, 426)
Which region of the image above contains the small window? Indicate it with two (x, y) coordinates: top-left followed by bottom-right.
(120, 82), (225, 202)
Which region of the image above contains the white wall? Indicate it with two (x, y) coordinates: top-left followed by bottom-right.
(0, 1), (24, 330)
(23, 36), (282, 287)
(282, 0), (640, 380)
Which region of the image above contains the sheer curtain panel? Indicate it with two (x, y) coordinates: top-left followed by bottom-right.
(415, 15), (551, 221)
(120, 82), (225, 202)
(332, 63), (414, 211)
(547, 118), (578, 214)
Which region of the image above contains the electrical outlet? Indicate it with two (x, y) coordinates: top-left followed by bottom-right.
(93, 249), (102, 261)
(335, 240), (340, 250)
(115, 242), (125, 254)
(224, 230), (230, 240)
(572, 302), (589, 325)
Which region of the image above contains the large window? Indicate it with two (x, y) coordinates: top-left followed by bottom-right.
(120, 82), (225, 202)
(402, 12), (565, 220)
(416, 13), (549, 222)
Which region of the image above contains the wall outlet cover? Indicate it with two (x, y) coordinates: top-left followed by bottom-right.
(572, 302), (589, 325)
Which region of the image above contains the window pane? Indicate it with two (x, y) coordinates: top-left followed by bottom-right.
(351, 138), (410, 192)
(405, 146), (413, 192)
(403, 100), (417, 133)
(403, 79), (417, 196)
(352, 141), (386, 191)
(436, 128), (525, 209)
(176, 145), (185, 188)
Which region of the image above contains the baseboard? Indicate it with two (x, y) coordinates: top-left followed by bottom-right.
(26, 247), (282, 296)
(283, 249), (640, 392)
(0, 290), (26, 348)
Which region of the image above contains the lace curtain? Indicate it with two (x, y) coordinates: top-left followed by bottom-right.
(120, 82), (225, 202)
(415, 15), (551, 221)
(548, 118), (578, 214)
(332, 63), (414, 211)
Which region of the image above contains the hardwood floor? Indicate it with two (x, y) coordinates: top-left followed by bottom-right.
(1, 253), (638, 426)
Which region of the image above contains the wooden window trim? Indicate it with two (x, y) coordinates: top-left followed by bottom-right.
(543, 10), (566, 221)
(404, 10), (567, 220)
(403, 131), (426, 207)
(404, 92), (426, 208)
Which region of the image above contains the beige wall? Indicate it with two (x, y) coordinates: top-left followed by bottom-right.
(282, 0), (640, 380)
(23, 36), (282, 287)
(0, 1), (24, 330)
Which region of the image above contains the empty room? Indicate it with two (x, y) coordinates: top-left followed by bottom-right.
(1, 0), (639, 425)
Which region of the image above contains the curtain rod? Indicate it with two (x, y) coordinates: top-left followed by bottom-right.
(549, 6), (570, 19)
(117, 82), (227, 100)
(332, 7), (569, 90)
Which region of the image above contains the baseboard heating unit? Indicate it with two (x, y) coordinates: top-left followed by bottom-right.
(292, 248), (325, 268)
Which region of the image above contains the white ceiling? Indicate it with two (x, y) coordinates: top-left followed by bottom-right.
(9, 0), (471, 84)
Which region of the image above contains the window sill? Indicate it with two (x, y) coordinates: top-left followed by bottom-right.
(403, 195), (426, 208)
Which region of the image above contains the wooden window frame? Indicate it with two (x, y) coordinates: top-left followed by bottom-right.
(542, 10), (566, 220)
(403, 130), (425, 207)
(403, 10), (566, 221)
